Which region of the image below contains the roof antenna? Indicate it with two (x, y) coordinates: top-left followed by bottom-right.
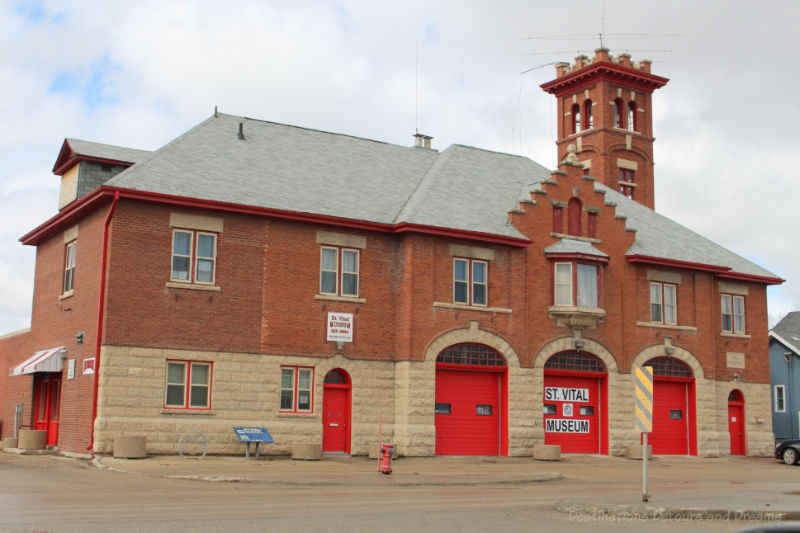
(415, 34), (421, 135)
(238, 122), (245, 140)
(214, 105), (218, 118)
(599, 0), (606, 48)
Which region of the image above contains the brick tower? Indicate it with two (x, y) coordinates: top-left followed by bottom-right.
(541, 48), (668, 209)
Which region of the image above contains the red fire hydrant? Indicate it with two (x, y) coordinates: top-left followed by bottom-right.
(379, 443), (395, 475)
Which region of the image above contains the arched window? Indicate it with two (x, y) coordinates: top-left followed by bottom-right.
(583, 100), (593, 129)
(645, 357), (692, 377)
(437, 343), (506, 367)
(323, 369), (348, 384)
(627, 102), (636, 132)
(728, 390), (742, 402)
(571, 103), (581, 134)
(567, 198), (582, 236)
(613, 98), (623, 128)
(545, 351), (605, 373)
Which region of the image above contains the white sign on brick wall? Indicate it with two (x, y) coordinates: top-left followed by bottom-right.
(326, 312), (353, 343)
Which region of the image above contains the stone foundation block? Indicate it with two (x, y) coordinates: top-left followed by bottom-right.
(626, 444), (653, 460)
(114, 435), (147, 459)
(533, 444), (561, 461)
(291, 443), (321, 460)
(18, 430), (47, 450)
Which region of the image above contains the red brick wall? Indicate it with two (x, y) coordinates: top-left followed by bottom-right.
(507, 162), (772, 384)
(2, 206), (107, 452)
(97, 190), (772, 386)
(0, 329), (31, 439)
(3, 178), (772, 451)
(103, 201), (265, 353)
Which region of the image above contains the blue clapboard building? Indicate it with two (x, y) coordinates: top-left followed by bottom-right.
(770, 312), (800, 441)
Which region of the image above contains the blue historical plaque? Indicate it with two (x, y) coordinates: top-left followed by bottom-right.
(233, 427), (274, 443)
(233, 427), (273, 458)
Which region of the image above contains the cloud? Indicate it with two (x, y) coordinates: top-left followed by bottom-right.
(0, 0), (798, 333)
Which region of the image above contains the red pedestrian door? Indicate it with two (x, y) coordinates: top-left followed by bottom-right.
(728, 390), (745, 455)
(33, 373), (61, 447)
(322, 369), (351, 454)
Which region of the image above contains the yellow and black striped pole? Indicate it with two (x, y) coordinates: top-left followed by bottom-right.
(634, 366), (653, 502)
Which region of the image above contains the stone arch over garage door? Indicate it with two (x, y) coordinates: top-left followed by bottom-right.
(632, 344), (703, 456)
(532, 337), (621, 454)
(534, 337), (617, 455)
(423, 321), (520, 367)
(424, 322), (521, 457)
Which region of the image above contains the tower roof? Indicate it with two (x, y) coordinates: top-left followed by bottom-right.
(540, 48), (669, 96)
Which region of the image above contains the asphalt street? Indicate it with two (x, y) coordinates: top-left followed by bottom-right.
(1, 451), (799, 532)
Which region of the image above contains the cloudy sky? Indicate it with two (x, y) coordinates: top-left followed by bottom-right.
(1, 0), (798, 334)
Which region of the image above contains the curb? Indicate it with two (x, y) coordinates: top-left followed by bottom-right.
(556, 499), (800, 522)
(91, 456), (564, 486)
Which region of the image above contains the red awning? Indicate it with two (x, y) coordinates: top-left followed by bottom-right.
(10, 347), (66, 376)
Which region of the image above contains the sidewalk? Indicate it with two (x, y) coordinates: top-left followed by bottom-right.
(92, 453), (800, 522)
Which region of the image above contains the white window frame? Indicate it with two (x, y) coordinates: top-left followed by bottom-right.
(721, 293), (746, 334)
(280, 366), (314, 413)
(650, 282), (677, 325)
(453, 258), (488, 306)
(164, 360), (212, 410)
(63, 240), (77, 295)
(320, 246), (359, 297)
(554, 261), (600, 308)
(171, 229), (217, 285)
(554, 262), (573, 306)
(775, 385), (786, 413)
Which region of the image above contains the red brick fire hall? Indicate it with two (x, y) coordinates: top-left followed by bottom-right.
(0, 49), (782, 458)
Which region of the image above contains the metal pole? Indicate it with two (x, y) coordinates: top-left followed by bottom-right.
(642, 433), (648, 501)
(377, 411), (383, 472)
(14, 403), (23, 439)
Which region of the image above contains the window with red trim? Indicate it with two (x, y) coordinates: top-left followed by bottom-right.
(453, 258), (487, 306)
(649, 282), (677, 324)
(567, 198), (582, 236)
(587, 212), (598, 239)
(571, 103), (581, 133)
(164, 360), (212, 409)
(583, 100), (594, 129)
(619, 169), (635, 199)
(63, 240), (77, 295)
(554, 261), (601, 308)
(171, 229), (217, 284)
(280, 366), (314, 412)
(553, 206), (564, 233)
(320, 246), (359, 297)
(613, 98), (623, 128)
(627, 102), (637, 132)
(721, 294), (745, 334)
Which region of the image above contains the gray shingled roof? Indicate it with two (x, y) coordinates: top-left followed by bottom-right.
(67, 138), (152, 164)
(106, 114), (550, 239)
(545, 238), (609, 258)
(103, 112), (778, 280)
(596, 184), (778, 279)
(771, 312), (800, 355)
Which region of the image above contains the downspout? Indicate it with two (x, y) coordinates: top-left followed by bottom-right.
(88, 190), (119, 452)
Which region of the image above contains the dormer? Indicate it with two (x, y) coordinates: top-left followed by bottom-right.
(53, 139), (151, 210)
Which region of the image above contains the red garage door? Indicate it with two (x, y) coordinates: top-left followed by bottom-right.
(651, 381), (689, 454)
(435, 344), (506, 456)
(543, 351), (607, 454)
(646, 358), (695, 455)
